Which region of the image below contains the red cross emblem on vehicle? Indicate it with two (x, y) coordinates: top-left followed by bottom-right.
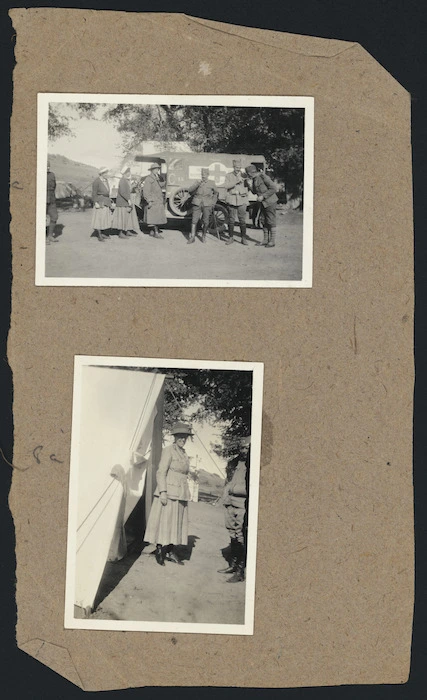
(208, 162), (229, 185)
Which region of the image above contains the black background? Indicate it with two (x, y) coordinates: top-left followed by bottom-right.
(1, 1), (425, 698)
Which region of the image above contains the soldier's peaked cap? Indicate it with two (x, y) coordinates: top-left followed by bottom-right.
(201, 168), (209, 176)
(245, 165), (258, 176)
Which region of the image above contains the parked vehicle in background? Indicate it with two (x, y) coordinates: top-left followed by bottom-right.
(121, 151), (267, 228)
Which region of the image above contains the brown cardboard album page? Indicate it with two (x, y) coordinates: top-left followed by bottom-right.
(9, 8), (414, 691)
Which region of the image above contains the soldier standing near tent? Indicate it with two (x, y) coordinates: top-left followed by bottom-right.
(218, 436), (251, 583)
(245, 164), (278, 247)
(187, 167), (219, 244)
(46, 160), (59, 245)
(91, 167), (113, 242)
(111, 167), (142, 238)
(224, 159), (250, 246)
(142, 163), (167, 239)
(144, 422), (193, 566)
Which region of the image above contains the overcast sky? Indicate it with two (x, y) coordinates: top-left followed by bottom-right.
(49, 104), (126, 170)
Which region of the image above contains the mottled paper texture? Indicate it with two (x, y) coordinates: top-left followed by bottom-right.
(9, 8), (413, 690)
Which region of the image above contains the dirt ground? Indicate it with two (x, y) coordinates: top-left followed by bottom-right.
(91, 500), (246, 625)
(45, 208), (303, 281)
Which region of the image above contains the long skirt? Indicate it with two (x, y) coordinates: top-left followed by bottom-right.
(144, 496), (188, 546)
(143, 201), (167, 226)
(91, 205), (112, 231)
(112, 204), (141, 232)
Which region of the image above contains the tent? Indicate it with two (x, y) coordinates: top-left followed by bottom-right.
(73, 366), (165, 615)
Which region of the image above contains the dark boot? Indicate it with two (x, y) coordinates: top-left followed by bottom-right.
(47, 222), (58, 244)
(266, 228), (277, 247)
(93, 229), (105, 243)
(218, 539), (238, 573)
(166, 545), (184, 565)
(155, 544), (165, 566)
(201, 225), (208, 243)
(225, 223), (234, 245)
(225, 543), (245, 582)
(187, 223), (196, 244)
(150, 227), (164, 239)
(225, 561), (245, 583)
(240, 224), (248, 245)
(218, 563), (237, 574)
(118, 230), (128, 239)
(256, 229), (269, 246)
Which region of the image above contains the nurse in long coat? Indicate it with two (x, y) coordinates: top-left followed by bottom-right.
(91, 167), (112, 242)
(111, 167), (142, 238)
(142, 163), (167, 239)
(144, 422), (193, 566)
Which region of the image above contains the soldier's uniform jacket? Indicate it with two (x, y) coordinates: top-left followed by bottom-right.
(188, 179), (219, 206)
(47, 171), (56, 204)
(223, 459), (247, 508)
(251, 172), (278, 205)
(224, 171), (250, 207)
(154, 444), (191, 501)
(92, 177), (111, 207)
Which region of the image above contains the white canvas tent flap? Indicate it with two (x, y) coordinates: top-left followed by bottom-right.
(74, 367), (165, 612)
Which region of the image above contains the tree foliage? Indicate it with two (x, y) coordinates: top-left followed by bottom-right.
(138, 367), (253, 460)
(48, 105), (73, 141)
(103, 104), (304, 199)
(48, 102), (304, 199)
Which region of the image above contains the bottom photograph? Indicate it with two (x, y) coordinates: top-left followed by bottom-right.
(64, 356), (263, 635)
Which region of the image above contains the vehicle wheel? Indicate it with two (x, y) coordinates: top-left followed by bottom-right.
(168, 188), (192, 217)
(208, 203), (228, 236)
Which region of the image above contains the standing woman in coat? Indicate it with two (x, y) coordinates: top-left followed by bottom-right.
(144, 422), (193, 566)
(91, 167), (112, 242)
(142, 163), (167, 239)
(111, 167), (142, 238)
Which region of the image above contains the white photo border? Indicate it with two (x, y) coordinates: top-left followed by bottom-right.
(64, 355), (264, 635)
(37, 93), (313, 288)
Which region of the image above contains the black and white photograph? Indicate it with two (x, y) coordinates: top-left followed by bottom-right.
(37, 94), (313, 287)
(64, 356), (263, 634)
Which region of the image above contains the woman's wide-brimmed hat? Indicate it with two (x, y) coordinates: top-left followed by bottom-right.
(148, 162), (161, 171)
(121, 166), (131, 175)
(98, 167), (109, 175)
(170, 421), (193, 436)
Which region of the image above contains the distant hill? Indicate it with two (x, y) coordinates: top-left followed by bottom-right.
(197, 468), (225, 496)
(48, 154), (99, 193)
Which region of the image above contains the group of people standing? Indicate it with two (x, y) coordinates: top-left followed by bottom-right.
(47, 158), (278, 248)
(143, 421), (250, 584)
(91, 164), (166, 242)
(186, 158), (278, 247)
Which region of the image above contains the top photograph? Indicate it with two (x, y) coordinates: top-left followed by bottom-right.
(36, 94), (314, 287)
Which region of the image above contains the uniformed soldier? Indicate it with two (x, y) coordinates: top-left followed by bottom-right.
(46, 160), (59, 244)
(224, 159), (250, 245)
(187, 167), (219, 244)
(245, 165), (278, 247)
(218, 436), (251, 583)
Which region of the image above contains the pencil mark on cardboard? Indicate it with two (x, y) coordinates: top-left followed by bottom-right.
(50, 454), (64, 464)
(33, 445), (43, 464)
